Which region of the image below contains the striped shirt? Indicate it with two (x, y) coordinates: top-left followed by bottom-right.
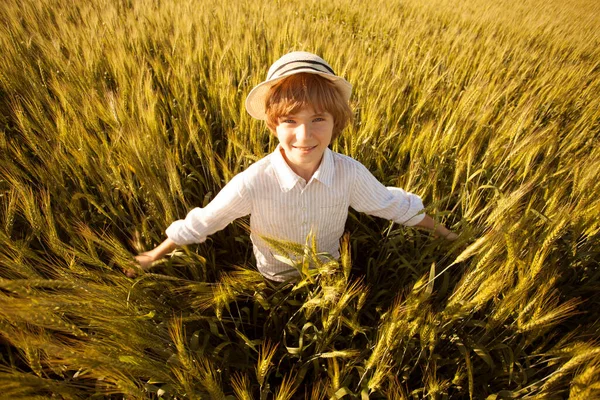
(166, 146), (425, 281)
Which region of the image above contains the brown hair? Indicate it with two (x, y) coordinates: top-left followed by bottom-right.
(265, 73), (353, 140)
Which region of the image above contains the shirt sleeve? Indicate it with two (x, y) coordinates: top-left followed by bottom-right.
(165, 172), (252, 245)
(349, 162), (425, 226)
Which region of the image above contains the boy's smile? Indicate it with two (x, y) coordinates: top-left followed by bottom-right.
(275, 107), (334, 181)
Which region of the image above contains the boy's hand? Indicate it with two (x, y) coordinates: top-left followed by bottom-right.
(135, 252), (155, 269)
(123, 252), (155, 278)
(123, 238), (178, 277)
(415, 215), (458, 241)
(444, 231), (459, 241)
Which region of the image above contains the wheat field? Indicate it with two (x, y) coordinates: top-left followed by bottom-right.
(1, 0), (599, 398)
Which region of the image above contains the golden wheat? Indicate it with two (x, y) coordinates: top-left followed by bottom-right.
(0, 0), (598, 397)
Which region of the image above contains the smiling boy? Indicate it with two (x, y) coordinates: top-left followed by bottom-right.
(272, 107), (333, 182)
(129, 52), (457, 281)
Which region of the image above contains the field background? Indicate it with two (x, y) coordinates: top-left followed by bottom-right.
(1, 0), (599, 398)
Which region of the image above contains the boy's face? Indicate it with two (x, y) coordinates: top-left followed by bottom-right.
(274, 106), (334, 176)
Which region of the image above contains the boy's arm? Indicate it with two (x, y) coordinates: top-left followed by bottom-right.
(136, 238), (178, 268)
(414, 214), (458, 241)
(124, 238), (178, 277)
(349, 162), (457, 240)
(127, 173), (252, 277)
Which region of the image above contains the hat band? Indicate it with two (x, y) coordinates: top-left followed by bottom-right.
(267, 59), (335, 80)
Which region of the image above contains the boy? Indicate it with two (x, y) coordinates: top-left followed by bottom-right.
(129, 51), (457, 281)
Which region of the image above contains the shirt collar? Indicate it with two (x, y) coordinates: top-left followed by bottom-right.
(271, 145), (335, 191)
(311, 147), (334, 187)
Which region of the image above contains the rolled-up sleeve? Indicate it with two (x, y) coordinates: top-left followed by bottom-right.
(349, 163), (425, 226)
(166, 173), (252, 245)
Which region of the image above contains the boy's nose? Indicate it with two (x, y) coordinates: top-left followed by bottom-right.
(296, 124), (311, 140)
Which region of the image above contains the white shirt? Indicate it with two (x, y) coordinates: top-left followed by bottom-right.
(166, 146), (425, 281)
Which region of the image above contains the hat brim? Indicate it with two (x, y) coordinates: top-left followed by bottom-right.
(245, 69), (352, 120)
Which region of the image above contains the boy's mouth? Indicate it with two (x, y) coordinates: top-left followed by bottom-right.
(293, 145), (317, 151)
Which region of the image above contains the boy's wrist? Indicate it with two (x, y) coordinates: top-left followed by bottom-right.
(437, 227), (458, 240)
(435, 225), (450, 237)
(137, 252), (157, 269)
(143, 251), (158, 262)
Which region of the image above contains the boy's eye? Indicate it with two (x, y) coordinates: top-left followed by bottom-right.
(313, 117), (325, 122)
(281, 118), (296, 124)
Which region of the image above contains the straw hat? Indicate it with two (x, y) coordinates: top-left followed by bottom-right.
(245, 51), (352, 120)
